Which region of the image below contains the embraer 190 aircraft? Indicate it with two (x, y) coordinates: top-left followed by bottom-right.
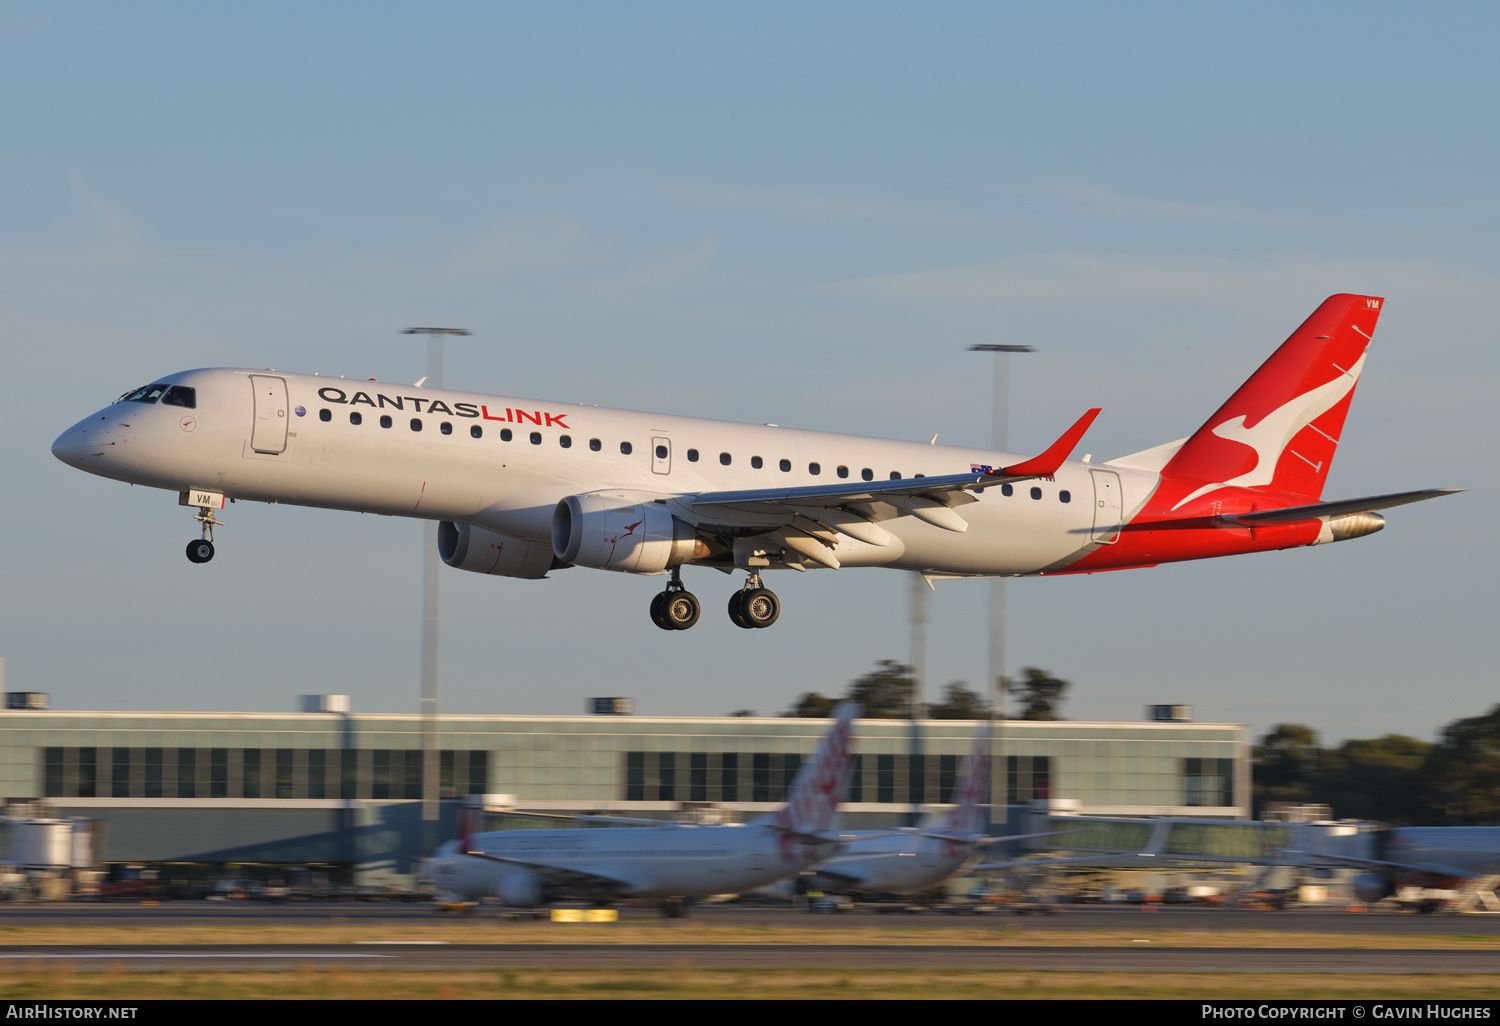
(51, 294), (1457, 630)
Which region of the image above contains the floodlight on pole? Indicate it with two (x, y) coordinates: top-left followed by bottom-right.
(968, 342), (1034, 828)
(404, 327), (470, 851)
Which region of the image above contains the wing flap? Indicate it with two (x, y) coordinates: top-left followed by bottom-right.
(462, 848), (633, 892)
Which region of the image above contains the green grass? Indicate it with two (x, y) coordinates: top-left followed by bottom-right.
(1, 968), (1498, 1000)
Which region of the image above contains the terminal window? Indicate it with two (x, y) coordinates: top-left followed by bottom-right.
(622, 750), (949, 805)
(1182, 757), (1234, 807)
(41, 747), (491, 801)
(1006, 755), (1052, 804)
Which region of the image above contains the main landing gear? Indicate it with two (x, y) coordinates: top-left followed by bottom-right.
(185, 505), (224, 564)
(728, 572), (779, 630)
(649, 569), (781, 631)
(650, 568), (701, 631)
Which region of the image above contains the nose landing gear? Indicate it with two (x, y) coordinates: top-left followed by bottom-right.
(728, 573), (780, 629)
(185, 505), (224, 564)
(650, 568), (701, 630)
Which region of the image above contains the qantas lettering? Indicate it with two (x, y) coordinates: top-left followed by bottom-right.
(317, 388), (568, 427)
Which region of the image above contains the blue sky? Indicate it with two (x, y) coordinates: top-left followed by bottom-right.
(1, 3), (1494, 743)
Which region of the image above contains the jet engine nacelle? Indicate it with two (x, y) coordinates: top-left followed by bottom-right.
(494, 872), (547, 908)
(1352, 871), (1394, 904)
(552, 493), (703, 573)
(438, 521), (559, 580)
(1313, 511), (1386, 545)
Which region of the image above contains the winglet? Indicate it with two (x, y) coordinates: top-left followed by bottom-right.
(996, 409), (1102, 478)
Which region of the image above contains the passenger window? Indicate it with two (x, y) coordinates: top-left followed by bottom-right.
(350, 412), (363, 426)
(500, 428), (512, 441)
(720, 453), (731, 466)
(470, 425), (482, 439)
(589, 438), (601, 451)
(531, 432), (542, 445)
(620, 441), (633, 455)
(914, 473), (925, 478)
(410, 419), (423, 432)
(440, 422), (452, 435)
(779, 459), (791, 472)
(861, 468), (873, 481)
(1030, 486), (1042, 500)
(380, 415), (393, 429)
(751, 456), (763, 469)
(1001, 483), (1013, 496)
(319, 409), (331, 422)
(836, 466), (848, 479)
(560, 435), (572, 448)
(890, 471), (901, 480)
(1059, 490), (1071, 503)
(160, 386), (196, 408)
(809, 463), (820, 475)
(687, 449), (699, 462)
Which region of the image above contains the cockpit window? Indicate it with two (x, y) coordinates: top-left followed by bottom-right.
(118, 384), (170, 404)
(160, 386), (196, 408)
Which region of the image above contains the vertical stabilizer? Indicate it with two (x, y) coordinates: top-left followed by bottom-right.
(770, 703), (860, 836)
(944, 723), (991, 837)
(1164, 294), (1384, 510)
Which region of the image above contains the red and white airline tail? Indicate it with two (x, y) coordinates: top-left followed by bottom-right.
(769, 703), (860, 836)
(1162, 294), (1385, 509)
(457, 804), (479, 852)
(944, 723), (991, 837)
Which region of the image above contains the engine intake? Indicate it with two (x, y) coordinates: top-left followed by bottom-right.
(1352, 871), (1394, 904)
(552, 494), (704, 573)
(438, 521), (561, 579)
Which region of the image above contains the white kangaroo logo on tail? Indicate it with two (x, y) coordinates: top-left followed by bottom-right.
(1171, 353), (1365, 511)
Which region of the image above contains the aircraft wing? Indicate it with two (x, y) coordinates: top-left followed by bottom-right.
(688, 409), (1101, 538)
(1230, 488), (1462, 524)
(1281, 850), (1478, 879)
(462, 848), (633, 893)
(926, 827), (1092, 847)
(476, 809), (674, 829)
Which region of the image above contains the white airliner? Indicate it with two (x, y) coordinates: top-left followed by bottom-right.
(1302, 828), (1500, 909)
(51, 294), (1457, 629)
(421, 704), (857, 916)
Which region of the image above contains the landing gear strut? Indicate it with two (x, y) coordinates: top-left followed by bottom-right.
(185, 505), (224, 564)
(728, 572), (780, 629)
(650, 568), (701, 631)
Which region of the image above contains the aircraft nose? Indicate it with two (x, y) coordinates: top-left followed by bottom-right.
(51, 423), (87, 466)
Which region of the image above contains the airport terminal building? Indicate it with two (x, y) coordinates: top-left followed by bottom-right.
(0, 704), (1249, 888)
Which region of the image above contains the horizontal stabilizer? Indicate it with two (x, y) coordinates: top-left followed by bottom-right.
(1232, 488), (1462, 523)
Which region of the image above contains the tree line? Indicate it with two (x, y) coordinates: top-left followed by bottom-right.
(777, 660), (1073, 721)
(1254, 705), (1500, 825)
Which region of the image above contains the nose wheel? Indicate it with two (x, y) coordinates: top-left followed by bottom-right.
(650, 568), (701, 630)
(728, 573), (780, 629)
(185, 505), (224, 564)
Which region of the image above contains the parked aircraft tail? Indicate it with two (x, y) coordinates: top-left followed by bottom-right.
(1162, 294), (1385, 509)
(943, 723), (991, 837)
(768, 703), (860, 837)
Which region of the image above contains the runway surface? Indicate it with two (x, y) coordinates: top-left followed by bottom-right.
(0, 943), (1495, 973)
(1, 903), (1497, 973)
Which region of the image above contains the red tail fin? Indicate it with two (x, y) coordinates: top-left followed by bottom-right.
(1163, 294), (1384, 509)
